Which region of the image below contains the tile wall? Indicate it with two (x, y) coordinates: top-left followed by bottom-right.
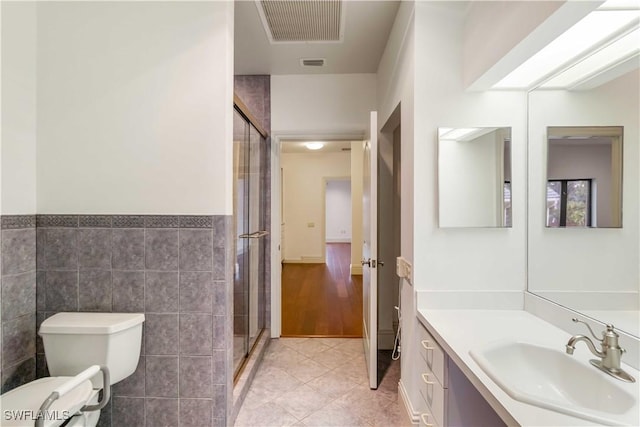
(34, 214), (233, 427)
(1, 215), (37, 393)
(0, 78), (268, 427)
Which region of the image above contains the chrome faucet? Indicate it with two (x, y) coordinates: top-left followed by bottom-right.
(566, 318), (635, 383)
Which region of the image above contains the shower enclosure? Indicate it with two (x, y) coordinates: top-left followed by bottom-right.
(233, 101), (268, 378)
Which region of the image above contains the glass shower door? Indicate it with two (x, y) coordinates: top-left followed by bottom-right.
(233, 109), (249, 376)
(248, 124), (265, 351)
(233, 106), (267, 378)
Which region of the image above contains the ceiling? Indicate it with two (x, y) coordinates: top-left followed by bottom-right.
(234, 1), (401, 75)
(281, 140), (353, 153)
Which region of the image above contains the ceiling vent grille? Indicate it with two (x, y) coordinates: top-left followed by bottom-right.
(257, 0), (343, 43)
(301, 58), (326, 67)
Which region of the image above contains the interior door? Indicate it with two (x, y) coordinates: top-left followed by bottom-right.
(362, 111), (378, 389)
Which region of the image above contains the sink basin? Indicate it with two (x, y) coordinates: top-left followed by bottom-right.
(470, 341), (637, 426)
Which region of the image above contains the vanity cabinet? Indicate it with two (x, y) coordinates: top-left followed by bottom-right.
(418, 325), (446, 427)
(417, 322), (506, 427)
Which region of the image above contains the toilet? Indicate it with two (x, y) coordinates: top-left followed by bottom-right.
(0, 312), (144, 427)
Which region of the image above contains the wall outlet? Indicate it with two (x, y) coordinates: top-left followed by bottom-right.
(307, 222), (315, 228)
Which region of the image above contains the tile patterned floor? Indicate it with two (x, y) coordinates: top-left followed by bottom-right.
(235, 338), (406, 427)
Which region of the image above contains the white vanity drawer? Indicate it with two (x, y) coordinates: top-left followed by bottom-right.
(419, 323), (447, 386)
(419, 372), (445, 427)
(419, 408), (440, 427)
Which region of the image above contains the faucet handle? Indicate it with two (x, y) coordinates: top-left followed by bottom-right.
(572, 318), (603, 342)
(605, 324), (617, 334)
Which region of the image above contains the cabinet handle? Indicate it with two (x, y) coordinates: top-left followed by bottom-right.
(421, 340), (435, 350)
(421, 373), (435, 385)
(420, 413), (434, 427)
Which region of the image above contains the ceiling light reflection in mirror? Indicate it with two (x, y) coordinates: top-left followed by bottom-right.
(541, 28), (639, 88)
(493, 4), (640, 89)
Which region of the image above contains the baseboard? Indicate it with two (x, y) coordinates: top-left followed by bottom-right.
(350, 264), (363, 275)
(282, 257), (325, 264)
(378, 328), (396, 350)
(399, 379), (419, 426)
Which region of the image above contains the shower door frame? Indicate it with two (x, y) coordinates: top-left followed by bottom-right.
(233, 95), (269, 380)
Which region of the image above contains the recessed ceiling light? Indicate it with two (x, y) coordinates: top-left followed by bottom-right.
(493, 10), (640, 89)
(305, 142), (324, 150)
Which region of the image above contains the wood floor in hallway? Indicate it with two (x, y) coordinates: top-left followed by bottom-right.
(282, 243), (363, 337)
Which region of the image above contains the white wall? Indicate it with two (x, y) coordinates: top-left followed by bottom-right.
(378, 2), (415, 266)
(271, 74), (376, 136)
(1, 2), (37, 214)
(439, 132), (502, 228)
(281, 152), (351, 261)
(414, 2), (527, 294)
(376, 0), (417, 416)
(528, 69), (639, 294)
(36, 2), (234, 215)
(325, 179), (352, 243)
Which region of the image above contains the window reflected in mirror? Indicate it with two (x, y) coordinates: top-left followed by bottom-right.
(546, 126), (622, 228)
(438, 127), (512, 228)
(546, 179), (592, 227)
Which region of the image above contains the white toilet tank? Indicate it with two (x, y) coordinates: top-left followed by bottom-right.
(39, 312), (145, 386)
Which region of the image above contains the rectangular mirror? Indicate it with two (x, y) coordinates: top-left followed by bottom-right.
(546, 126), (623, 228)
(528, 68), (639, 338)
(438, 127), (512, 228)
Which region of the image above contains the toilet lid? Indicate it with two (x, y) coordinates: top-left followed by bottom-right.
(0, 377), (93, 427)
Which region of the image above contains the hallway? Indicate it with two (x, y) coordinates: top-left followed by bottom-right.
(282, 243), (363, 337)
(234, 338), (404, 426)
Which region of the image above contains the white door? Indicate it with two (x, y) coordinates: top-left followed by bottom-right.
(280, 167), (285, 263)
(362, 111), (378, 389)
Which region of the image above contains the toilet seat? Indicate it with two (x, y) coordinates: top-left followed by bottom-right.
(0, 377), (94, 427)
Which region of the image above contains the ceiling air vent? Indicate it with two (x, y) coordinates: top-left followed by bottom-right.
(301, 58), (326, 67)
(257, 0), (343, 43)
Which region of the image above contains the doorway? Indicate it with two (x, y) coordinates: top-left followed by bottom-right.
(375, 109), (402, 385)
(278, 140), (363, 337)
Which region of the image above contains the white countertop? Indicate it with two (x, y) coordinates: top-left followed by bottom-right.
(416, 309), (640, 427)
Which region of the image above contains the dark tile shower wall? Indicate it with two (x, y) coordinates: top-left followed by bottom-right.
(1, 215), (37, 393)
(35, 215), (232, 427)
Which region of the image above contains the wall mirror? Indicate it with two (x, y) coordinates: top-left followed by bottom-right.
(438, 127), (512, 228)
(546, 126), (623, 228)
(528, 69), (639, 338)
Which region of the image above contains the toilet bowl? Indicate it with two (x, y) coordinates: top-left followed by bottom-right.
(0, 312), (144, 427)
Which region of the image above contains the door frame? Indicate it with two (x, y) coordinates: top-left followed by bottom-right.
(322, 176), (352, 250)
(270, 132), (364, 338)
